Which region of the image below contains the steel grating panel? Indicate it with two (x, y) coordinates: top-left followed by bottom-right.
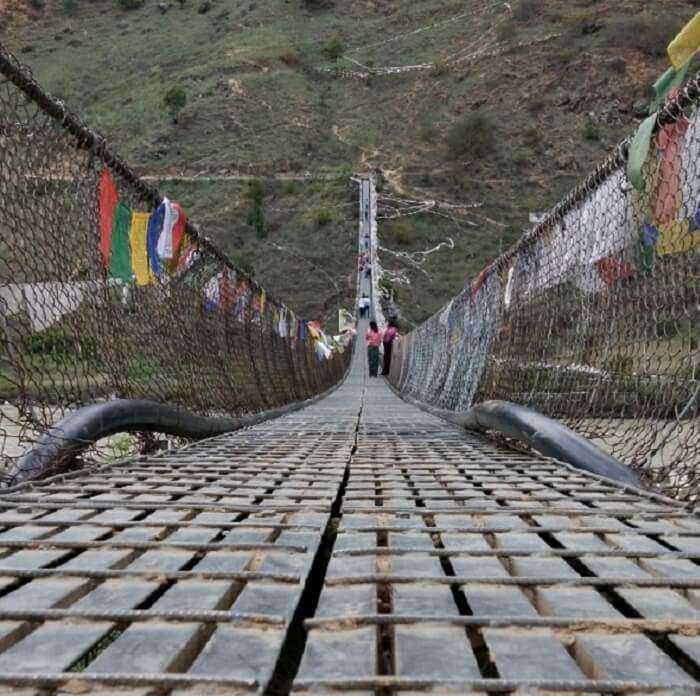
(0, 350), (697, 694)
(294, 371), (700, 694)
(0, 369), (366, 695)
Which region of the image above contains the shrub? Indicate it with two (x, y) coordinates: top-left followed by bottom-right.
(582, 121), (604, 142)
(551, 48), (575, 66)
(279, 49), (302, 67)
(163, 86), (187, 122)
(446, 112), (496, 160)
(420, 123), (438, 143)
(513, 0), (543, 21)
(62, 0), (78, 13)
(606, 15), (683, 57)
(29, 0), (44, 9)
(234, 253), (255, 275)
(107, 433), (138, 460)
(23, 327), (75, 355)
(315, 208), (332, 226)
(522, 126), (540, 148)
(118, 0), (144, 9)
(430, 62), (448, 77)
(512, 148), (533, 167)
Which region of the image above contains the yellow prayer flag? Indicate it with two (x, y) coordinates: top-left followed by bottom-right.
(128, 212), (152, 286)
(655, 219), (700, 256)
(668, 12), (700, 69)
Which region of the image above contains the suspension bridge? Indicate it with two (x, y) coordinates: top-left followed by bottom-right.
(0, 38), (699, 694)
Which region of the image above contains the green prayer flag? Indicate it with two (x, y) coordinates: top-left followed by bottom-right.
(650, 60), (691, 112)
(628, 56), (693, 191)
(109, 201), (133, 283)
(627, 114), (657, 191)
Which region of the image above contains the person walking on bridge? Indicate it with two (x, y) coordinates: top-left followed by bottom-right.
(358, 293), (370, 319)
(382, 318), (397, 376)
(365, 320), (382, 377)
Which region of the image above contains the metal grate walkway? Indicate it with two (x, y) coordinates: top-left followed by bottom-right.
(0, 346), (697, 694)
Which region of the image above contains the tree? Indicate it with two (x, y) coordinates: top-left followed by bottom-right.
(322, 36), (344, 63)
(163, 87), (187, 123)
(244, 179), (265, 206)
(245, 179), (266, 238)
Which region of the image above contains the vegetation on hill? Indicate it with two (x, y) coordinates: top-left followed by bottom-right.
(2, 0), (696, 324)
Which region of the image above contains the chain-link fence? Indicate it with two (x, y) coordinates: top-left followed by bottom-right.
(389, 76), (700, 502)
(0, 44), (351, 478)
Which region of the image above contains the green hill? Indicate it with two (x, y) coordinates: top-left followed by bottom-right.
(2, 0), (695, 324)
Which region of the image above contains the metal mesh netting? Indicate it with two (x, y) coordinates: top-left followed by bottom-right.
(0, 44), (350, 476)
(389, 78), (700, 502)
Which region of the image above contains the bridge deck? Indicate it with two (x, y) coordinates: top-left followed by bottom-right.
(0, 348), (697, 694)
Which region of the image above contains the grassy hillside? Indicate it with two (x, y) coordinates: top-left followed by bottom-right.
(3, 0), (696, 323)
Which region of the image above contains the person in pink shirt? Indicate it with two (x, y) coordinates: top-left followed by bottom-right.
(382, 318), (398, 375)
(365, 320), (382, 377)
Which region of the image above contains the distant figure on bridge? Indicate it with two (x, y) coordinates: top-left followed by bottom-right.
(365, 263), (372, 279)
(358, 294), (370, 318)
(365, 320), (382, 377)
(382, 318), (398, 376)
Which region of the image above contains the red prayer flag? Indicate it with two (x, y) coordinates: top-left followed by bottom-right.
(594, 255), (634, 286)
(168, 203), (187, 272)
(470, 266), (490, 299)
(98, 169), (118, 268)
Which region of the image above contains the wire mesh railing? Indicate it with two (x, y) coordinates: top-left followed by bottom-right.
(0, 43), (351, 479)
(389, 75), (700, 502)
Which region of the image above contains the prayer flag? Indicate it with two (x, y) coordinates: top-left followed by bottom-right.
(128, 212), (152, 286)
(147, 202), (165, 278)
(656, 220), (700, 256)
(593, 255), (633, 286)
(109, 201), (133, 283)
(98, 169), (118, 269)
(157, 199), (186, 263)
(203, 274), (220, 312)
(668, 12), (700, 69)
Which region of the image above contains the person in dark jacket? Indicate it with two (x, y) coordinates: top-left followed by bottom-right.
(365, 320), (381, 377)
(382, 318), (397, 376)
